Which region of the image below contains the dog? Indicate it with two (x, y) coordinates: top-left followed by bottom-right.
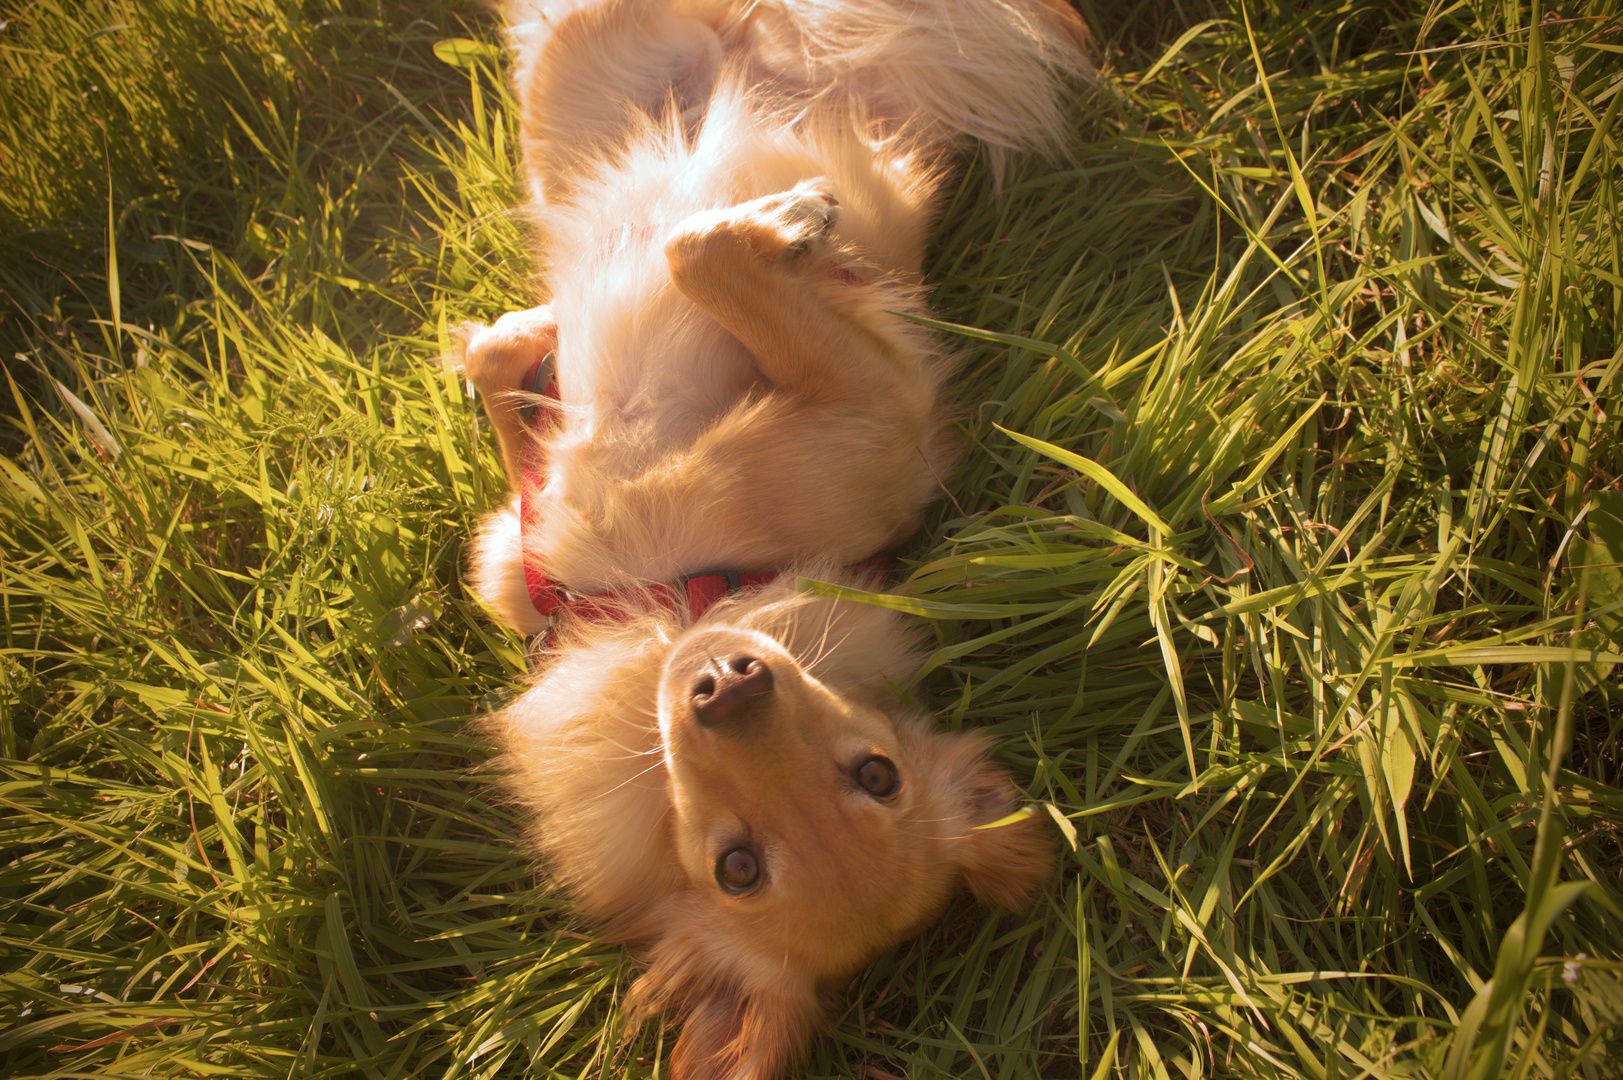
(456, 2), (1092, 1076)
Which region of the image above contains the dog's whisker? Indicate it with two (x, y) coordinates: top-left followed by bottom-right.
(807, 597), (841, 669)
(805, 621), (858, 673)
(807, 618), (843, 670)
(589, 754), (669, 802)
(594, 748), (666, 761)
(591, 732), (664, 759)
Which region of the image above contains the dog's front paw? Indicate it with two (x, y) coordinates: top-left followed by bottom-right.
(668, 181), (841, 270)
(751, 180), (841, 262)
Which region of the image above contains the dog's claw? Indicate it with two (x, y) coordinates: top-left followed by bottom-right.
(772, 181), (841, 262)
(666, 181), (842, 270)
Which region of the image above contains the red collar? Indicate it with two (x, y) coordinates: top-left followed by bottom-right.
(517, 358), (872, 625)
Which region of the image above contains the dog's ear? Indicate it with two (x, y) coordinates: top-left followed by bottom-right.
(953, 756), (1057, 910)
(667, 987), (747, 1080)
(630, 912), (826, 1080)
(904, 724), (1057, 910)
(668, 982), (823, 1080)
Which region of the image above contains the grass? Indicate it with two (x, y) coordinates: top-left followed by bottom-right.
(2, 0), (1620, 1076)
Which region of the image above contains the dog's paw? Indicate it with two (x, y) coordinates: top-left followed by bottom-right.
(749, 180), (841, 262)
(669, 181), (841, 269)
(457, 306), (557, 398)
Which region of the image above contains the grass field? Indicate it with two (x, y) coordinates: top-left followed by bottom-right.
(3, 0), (1621, 1076)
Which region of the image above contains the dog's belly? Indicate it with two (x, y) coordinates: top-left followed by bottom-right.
(555, 287), (764, 458)
(546, 195), (770, 448)
(519, 92), (943, 593)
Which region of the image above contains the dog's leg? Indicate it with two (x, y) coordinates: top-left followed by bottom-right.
(521, 0), (726, 205)
(458, 307), (557, 489)
(665, 181), (932, 413)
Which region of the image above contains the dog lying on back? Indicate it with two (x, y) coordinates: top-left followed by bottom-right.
(457, 1), (1091, 1076)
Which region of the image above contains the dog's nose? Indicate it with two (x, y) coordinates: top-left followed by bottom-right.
(691, 654), (774, 726)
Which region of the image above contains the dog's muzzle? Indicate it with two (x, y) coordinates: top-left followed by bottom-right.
(667, 629), (781, 732)
(690, 653), (774, 727)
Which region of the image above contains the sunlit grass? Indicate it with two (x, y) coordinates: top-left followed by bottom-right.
(3, 0), (1620, 1076)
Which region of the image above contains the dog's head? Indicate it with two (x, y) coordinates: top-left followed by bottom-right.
(487, 581), (1054, 1080)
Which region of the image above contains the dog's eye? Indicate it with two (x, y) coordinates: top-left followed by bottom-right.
(715, 846), (761, 894)
(854, 755), (899, 798)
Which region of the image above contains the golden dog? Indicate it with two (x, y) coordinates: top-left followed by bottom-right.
(458, 1), (1091, 1076)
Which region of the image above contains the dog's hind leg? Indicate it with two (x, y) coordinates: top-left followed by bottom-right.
(515, 0), (727, 206)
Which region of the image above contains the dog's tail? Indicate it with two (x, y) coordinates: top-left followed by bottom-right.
(504, 0), (1094, 182)
(758, 0), (1094, 162)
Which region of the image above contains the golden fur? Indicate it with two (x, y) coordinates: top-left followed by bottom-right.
(457, 2), (1091, 1076)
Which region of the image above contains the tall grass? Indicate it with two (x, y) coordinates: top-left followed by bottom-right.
(3, 0), (1619, 1077)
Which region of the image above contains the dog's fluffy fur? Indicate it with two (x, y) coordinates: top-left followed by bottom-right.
(459, 2), (1091, 1076)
